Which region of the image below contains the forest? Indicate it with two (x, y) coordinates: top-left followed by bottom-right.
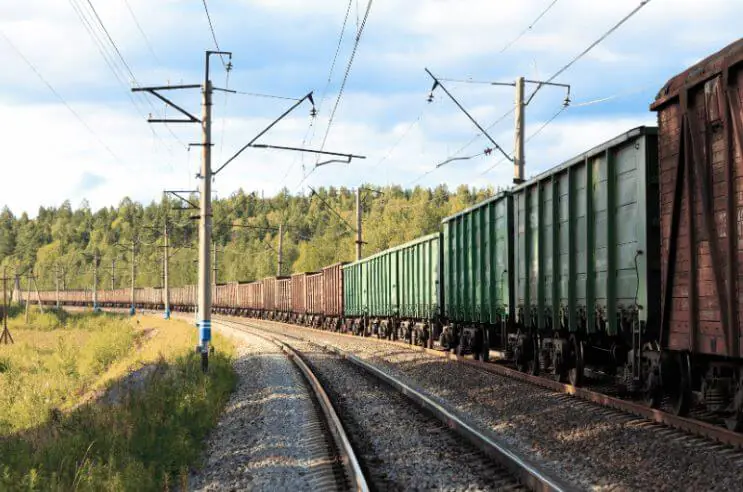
(0, 184), (495, 291)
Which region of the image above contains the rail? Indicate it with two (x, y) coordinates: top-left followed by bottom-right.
(213, 318), (370, 492)
(215, 316), (571, 492)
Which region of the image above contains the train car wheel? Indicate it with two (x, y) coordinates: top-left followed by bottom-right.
(527, 338), (539, 376)
(642, 365), (662, 408)
(670, 354), (692, 416)
(568, 338), (584, 387)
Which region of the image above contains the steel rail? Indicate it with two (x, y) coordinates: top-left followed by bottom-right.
(214, 316), (570, 492)
(211, 318), (370, 492)
(241, 317), (743, 450)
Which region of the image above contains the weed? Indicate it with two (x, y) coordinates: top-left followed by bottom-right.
(0, 311), (236, 491)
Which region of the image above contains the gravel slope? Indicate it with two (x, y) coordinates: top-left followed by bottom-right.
(229, 318), (743, 491)
(190, 330), (343, 491)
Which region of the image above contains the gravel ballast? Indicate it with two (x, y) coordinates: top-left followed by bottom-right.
(282, 338), (525, 491)
(223, 317), (743, 491)
(190, 330), (343, 491)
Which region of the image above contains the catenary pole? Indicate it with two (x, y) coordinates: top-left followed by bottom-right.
(197, 51), (214, 371)
(514, 76), (525, 184)
(163, 221), (170, 319)
(55, 264), (60, 309)
(355, 188), (362, 261)
(24, 273), (30, 324)
(93, 251), (100, 312)
(130, 242), (136, 315)
(0, 267), (12, 344)
(277, 224), (283, 276)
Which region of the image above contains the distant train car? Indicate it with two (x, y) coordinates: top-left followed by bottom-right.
(238, 281), (263, 317)
(322, 262), (345, 330)
(276, 277), (292, 321)
(291, 273), (307, 323)
(306, 272), (324, 327)
(343, 233), (441, 344)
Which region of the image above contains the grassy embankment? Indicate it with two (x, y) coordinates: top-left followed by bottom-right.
(0, 308), (236, 491)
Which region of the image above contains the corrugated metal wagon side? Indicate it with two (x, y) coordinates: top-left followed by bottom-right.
(510, 127), (660, 384)
(442, 192), (513, 360)
(263, 277), (277, 316)
(323, 262), (345, 330)
(395, 233), (442, 347)
(342, 235), (441, 342)
(305, 272), (324, 327)
(291, 273), (307, 323)
(650, 37), (743, 427)
(276, 276), (292, 322)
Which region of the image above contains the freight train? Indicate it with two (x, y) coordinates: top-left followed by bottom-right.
(19, 38), (743, 431)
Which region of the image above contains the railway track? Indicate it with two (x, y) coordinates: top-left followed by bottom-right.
(213, 316), (569, 492)
(236, 315), (743, 451)
(246, 327), (368, 491)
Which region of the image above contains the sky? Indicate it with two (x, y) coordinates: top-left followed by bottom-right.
(0, 0), (739, 216)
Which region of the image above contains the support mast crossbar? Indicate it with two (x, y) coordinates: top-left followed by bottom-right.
(133, 88), (201, 123)
(214, 92), (315, 175)
(165, 190), (200, 210)
(251, 144), (366, 160)
(425, 68), (513, 162)
(308, 186), (357, 234)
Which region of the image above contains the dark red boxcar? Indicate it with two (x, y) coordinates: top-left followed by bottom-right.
(322, 262), (345, 317)
(306, 272), (324, 315)
(651, 38), (743, 359)
(291, 273), (306, 314)
(276, 276), (292, 313)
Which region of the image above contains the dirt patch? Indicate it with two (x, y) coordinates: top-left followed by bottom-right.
(100, 361), (167, 406)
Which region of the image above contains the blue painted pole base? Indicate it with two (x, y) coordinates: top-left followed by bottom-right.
(164, 308), (171, 320)
(93, 303), (101, 313)
(198, 320), (212, 344)
(129, 305), (136, 316)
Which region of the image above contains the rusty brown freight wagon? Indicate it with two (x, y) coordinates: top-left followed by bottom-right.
(306, 272), (324, 326)
(237, 281), (264, 315)
(291, 273), (307, 322)
(322, 262), (345, 330)
(263, 277), (277, 315)
(650, 37), (743, 428)
(276, 277), (292, 321)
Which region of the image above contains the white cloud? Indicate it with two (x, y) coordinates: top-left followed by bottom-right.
(0, 0), (739, 216)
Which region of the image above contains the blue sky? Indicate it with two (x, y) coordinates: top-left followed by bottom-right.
(0, 0), (739, 215)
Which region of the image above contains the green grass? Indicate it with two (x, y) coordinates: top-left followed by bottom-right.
(0, 309), (237, 491)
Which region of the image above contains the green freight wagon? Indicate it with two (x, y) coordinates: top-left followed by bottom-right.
(441, 192), (513, 360)
(342, 233), (442, 343)
(510, 126), (660, 384)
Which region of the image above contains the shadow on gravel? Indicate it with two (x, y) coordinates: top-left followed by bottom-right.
(0, 351), (236, 491)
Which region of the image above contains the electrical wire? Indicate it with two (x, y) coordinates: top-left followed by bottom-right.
(372, 109), (425, 170)
(201, 0), (227, 68)
(314, 0), (374, 161)
(233, 91), (300, 101)
(499, 0), (560, 53)
(570, 84), (653, 107)
(0, 29), (123, 165)
(528, 0), (653, 101)
(122, 0), (161, 65)
(478, 104), (566, 177)
(85, 0), (138, 82)
(404, 105), (514, 187)
(71, 0), (185, 152)
(304, 0), (354, 164)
